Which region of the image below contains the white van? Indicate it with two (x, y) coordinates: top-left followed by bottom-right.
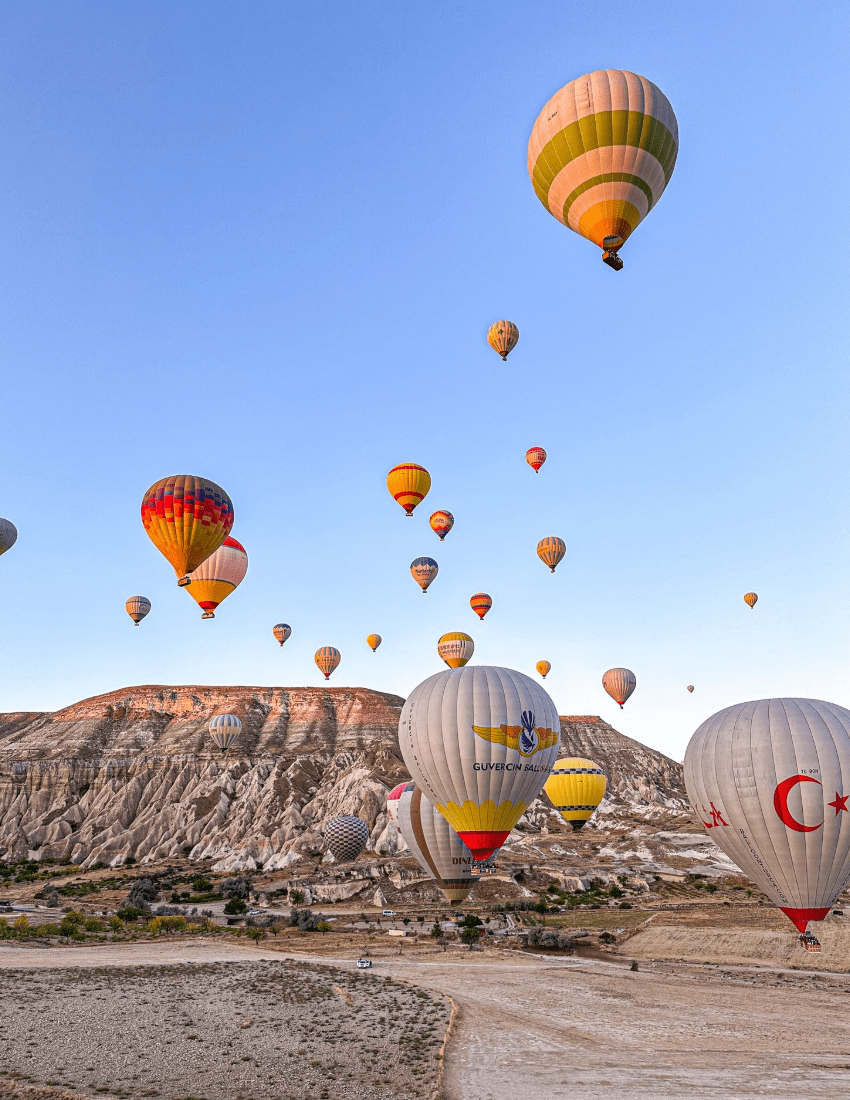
(382, 909), (396, 917)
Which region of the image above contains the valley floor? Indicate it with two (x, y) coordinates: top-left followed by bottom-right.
(1, 938), (849, 1099)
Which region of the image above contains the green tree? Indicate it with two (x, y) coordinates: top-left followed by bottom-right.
(315, 920), (332, 936)
(459, 927), (480, 948)
(224, 897), (247, 915)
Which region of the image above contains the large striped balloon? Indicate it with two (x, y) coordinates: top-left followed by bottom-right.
(528, 70), (678, 264)
(397, 784), (477, 905)
(141, 475), (234, 582)
(684, 699), (850, 934)
(209, 713), (242, 752)
(184, 537), (248, 619)
(387, 463), (431, 517)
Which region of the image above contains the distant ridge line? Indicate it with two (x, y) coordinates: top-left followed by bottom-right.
(560, 715), (601, 723)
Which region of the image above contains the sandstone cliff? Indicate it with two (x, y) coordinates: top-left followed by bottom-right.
(0, 685), (690, 870)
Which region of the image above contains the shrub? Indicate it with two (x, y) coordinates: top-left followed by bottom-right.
(430, 921), (442, 939)
(221, 876), (250, 900)
(630, 960), (639, 972)
(191, 875), (213, 894)
(315, 921), (332, 935)
(224, 898), (247, 915)
(126, 879), (159, 909)
(608, 885), (624, 898)
(13, 915), (29, 931)
(124, 856), (136, 866)
(116, 906), (144, 922)
(83, 918), (105, 933)
(619, 902), (633, 909)
(705, 883), (718, 894)
(109, 917), (122, 931)
(459, 927), (480, 947)
(599, 931), (617, 944)
(289, 890), (304, 905)
(533, 900), (548, 914)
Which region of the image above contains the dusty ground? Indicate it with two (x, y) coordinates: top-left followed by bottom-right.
(2, 937), (850, 1099)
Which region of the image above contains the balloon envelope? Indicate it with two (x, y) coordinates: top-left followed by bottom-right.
(0, 518), (17, 557)
(325, 816), (370, 863)
(536, 661), (551, 679)
(273, 623), (291, 646)
(387, 464), (431, 517)
(684, 698), (850, 933)
(544, 757), (606, 830)
(315, 646), (341, 679)
(410, 556), (438, 592)
(469, 593), (492, 620)
(184, 537), (247, 618)
(528, 70), (678, 261)
(208, 714), (241, 752)
(437, 632), (474, 668)
(397, 784), (477, 905)
(386, 781), (410, 826)
(141, 475), (234, 581)
(602, 668), (636, 708)
(525, 447), (547, 472)
(399, 665), (560, 859)
(687, 685), (695, 693)
(744, 592), (758, 608)
(487, 320), (519, 361)
(367, 633), (382, 652)
(537, 537), (566, 573)
(125, 596), (151, 626)
(429, 510), (454, 541)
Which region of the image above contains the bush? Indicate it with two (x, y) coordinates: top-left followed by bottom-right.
(533, 900), (548, 914)
(430, 921), (443, 939)
(608, 885), (624, 898)
(124, 855), (136, 866)
(599, 931), (617, 944)
(619, 902), (633, 909)
(83, 918), (105, 933)
(315, 921), (332, 935)
(459, 927), (481, 947)
(191, 875), (213, 894)
(221, 876), (251, 900)
(116, 906), (144, 922)
(289, 890), (304, 905)
(705, 883), (718, 894)
(126, 879), (159, 910)
(224, 898), (247, 916)
(109, 917), (122, 931)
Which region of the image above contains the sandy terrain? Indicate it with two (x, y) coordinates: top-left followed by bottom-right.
(2, 938), (850, 1099)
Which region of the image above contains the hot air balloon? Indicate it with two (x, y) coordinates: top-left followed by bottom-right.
(525, 447), (547, 473)
(141, 475), (234, 584)
(684, 698), (850, 935)
(315, 646), (341, 680)
(437, 632), (474, 668)
(470, 593), (492, 620)
(273, 623), (291, 646)
(536, 661), (551, 679)
(399, 665), (561, 859)
(367, 633), (382, 652)
(209, 714), (241, 752)
(410, 556), (438, 593)
(397, 784), (477, 905)
(544, 758), (606, 830)
(744, 592), (758, 609)
(537, 537), (566, 573)
(602, 668), (636, 709)
(125, 596), (151, 626)
(487, 320), (519, 362)
(0, 519), (17, 557)
(528, 70), (679, 271)
(387, 464), (431, 517)
(325, 815), (370, 863)
(687, 685), (695, 693)
(183, 537), (248, 619)
(429, 510), (454, 541)
(386, 781), (410, 827)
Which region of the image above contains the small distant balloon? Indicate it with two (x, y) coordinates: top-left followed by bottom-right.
(537, 537), (566, 573)
(429, 510), (454, 541)
(208, 714), (241, 752)
(410, 556), (438, 593)
(487, 320), (519, 362)
(367, 633), (382, 652)
(687, 685), (695, 693)
(273, 623), (291, 646)
(437, 632), (474, 668)
(0, 518), (18, 557)
(125, 596), (151, 626)
(386, 463), (431, 517)
(315, 646), (341, 680)
(525, 447), (547, 473)
(536, 660), (551, 679)
(744, 592), (758, 609)
(469, 593), (492, 620)
(602, 668), (636, 709)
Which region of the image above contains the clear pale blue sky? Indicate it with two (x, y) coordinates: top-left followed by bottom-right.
(0, 1), (847, 761)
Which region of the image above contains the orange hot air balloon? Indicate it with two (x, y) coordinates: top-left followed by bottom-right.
(525, 446), (547, 472)
(536, 661), (551, 679)
(470, 593), (492, 620)
(367, 633), (382, 652)
(183, 537), (248, 619)
(141, 475), (234, 584)
(429, 510), (454, 541)
(315, 646), (341, 679)
(537, 536), (566, 573)
(744, 592), (758, 609)
(487, 320), (519, 361)
(387, 463), (431, 517)
(273, 623), (291, 646)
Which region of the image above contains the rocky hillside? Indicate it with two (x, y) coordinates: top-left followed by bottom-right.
(0, 685), (693, 870)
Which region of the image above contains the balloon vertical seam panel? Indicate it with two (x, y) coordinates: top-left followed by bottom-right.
(820, 702), (850, 903)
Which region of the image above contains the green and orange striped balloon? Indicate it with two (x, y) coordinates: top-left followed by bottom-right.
(528, 70), (678, 263)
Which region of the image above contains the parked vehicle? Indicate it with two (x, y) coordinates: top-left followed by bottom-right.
(382, 909), (396, 917)
(356, 958), (372, 969)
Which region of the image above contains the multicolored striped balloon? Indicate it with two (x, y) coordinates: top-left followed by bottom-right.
(273, 623), (291, 646)
(470, 593), (492, 620)
(141, 475), (234, 582)
(209, 713), (242, 752)
(525, 446), (547, 472)
(184, 537), (248, 619)
(125, 596), (151, 626)
(528, 70), (678, 267)
(315, 646), (341, 680)
(537, 536), (566, 573)
(429, 510), (454, 541)
(386, 463), (431, 517)
(487, 320), (519, 361)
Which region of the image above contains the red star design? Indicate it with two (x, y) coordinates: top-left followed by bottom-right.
(828, 792), (849, 815)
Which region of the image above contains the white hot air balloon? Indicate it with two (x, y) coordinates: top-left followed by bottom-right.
(399, 665), (560, 860)
(397, 783), (477, 905)
(208, 714), (242, 752)
(684, 698), (850, 934)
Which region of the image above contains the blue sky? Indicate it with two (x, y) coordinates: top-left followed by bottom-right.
(0, 1), (847, 760)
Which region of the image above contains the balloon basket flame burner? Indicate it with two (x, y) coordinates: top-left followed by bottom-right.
(177, 576), (191, 587)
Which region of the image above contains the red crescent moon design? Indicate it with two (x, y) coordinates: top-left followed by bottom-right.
(773, 774), (822, 833)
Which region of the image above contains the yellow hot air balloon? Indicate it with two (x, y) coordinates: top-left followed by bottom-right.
(537, 536), (566, 573)
(367, 633), (382, 652)
(544, 757), (606, 830)
(437, 632), (474, 668)
(315, 646), (341, 680)
(183, 537), (248, 619)
(487, 320), (519, 361)
(429, 510), (454, 541)
(528, 70), (679, 270)
(141, 475), (234, 584)
(536, 660), (551, 679)
(744, 591), (758, 609)
(386, 463), (431, 517)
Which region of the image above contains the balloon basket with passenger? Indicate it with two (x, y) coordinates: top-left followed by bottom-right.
(799, 932), (821, 952)
(601, 235), (625, 271)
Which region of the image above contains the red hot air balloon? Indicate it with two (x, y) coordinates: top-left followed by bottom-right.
(525, 447), (547, 472)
